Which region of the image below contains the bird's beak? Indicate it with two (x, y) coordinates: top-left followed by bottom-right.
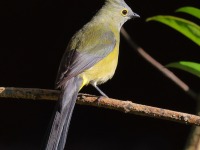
(130, 12), (140, 19)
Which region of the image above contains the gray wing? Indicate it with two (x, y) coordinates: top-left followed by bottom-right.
(56, 30), (116, 88)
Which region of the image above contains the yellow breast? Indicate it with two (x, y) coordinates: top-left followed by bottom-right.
(79, 44), (119, 86)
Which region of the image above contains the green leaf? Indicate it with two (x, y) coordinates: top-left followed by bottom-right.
(176, 7), (200, 19)
(146, 15), (200, 46)
(166, 61), (200, 78)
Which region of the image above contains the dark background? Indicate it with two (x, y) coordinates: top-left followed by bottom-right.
(0, 0), (200, 149)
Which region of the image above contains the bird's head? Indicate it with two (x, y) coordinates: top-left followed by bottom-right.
(107, 0), (139, 19)
(97, 0), (140, 28)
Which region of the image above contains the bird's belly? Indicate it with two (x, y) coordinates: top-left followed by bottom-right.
(80, 46), (119, 85)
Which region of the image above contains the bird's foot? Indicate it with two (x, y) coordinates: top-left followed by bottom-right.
(96, 95), (109, 105)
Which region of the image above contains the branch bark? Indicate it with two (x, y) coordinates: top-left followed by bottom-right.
(0, 87), (200, 126)
(184, 99), (200, 150)
(120, 28), (200, 150)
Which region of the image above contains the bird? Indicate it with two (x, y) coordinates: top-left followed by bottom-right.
(44, 0), (139, 149)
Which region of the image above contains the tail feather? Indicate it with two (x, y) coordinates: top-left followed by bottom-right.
(57, 98), (75, 150)
(44, 77), (82, 150)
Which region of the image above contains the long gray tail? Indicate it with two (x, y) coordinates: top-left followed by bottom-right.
(44, 76), (82, 150)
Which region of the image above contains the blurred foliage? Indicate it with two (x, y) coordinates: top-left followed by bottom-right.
(147, 7), (200, 78)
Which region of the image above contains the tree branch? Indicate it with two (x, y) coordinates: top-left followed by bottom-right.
(121, 27), (198, 100)
(184, 98), (200, 150)
(0, 87), (200, 126)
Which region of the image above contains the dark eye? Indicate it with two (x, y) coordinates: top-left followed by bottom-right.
(121, 9), (128, 16)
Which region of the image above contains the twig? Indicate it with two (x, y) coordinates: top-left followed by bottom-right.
(184, 99), (200, 150)
(184, 126), (200, 150)
(0, 87), (200, 126)
(120, 27), (198, 100)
